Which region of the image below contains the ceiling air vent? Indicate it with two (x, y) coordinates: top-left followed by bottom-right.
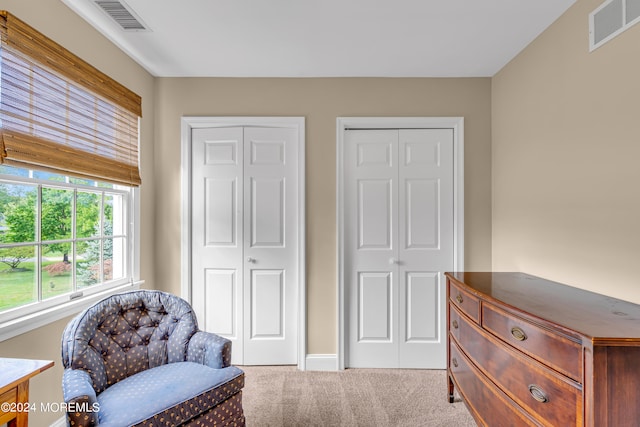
(93, 0), (148, 31)
(590, 0), (640, 51)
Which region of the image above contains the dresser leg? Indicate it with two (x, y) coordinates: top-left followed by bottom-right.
(448, 374), (455, 403)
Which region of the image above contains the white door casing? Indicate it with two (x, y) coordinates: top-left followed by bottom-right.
(337, 117), (464, 370)
(181, 117), (305, 368)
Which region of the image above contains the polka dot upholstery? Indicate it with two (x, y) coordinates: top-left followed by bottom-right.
(61, 290), (245, 426)
(187, 331), (232, 369)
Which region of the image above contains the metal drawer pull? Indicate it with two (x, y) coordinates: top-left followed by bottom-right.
(452, 320), (459, 329)
(452, 358), (459, 368)
(528, 385), (548, 403)
(511, 326), (527, 341)
(456, 294), (463, 304)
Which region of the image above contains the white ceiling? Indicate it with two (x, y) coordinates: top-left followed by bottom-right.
(61, 0), (576, 78)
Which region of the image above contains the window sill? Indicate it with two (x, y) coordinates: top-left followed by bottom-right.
(0, 280), (144, 343)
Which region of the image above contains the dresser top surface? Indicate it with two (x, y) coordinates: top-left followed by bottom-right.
(0, 357), (54, 394)
(446, 272), (640, 341)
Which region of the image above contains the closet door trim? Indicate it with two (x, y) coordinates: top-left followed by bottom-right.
(336, 117), (464, 371)
(181, 116), (306, 370)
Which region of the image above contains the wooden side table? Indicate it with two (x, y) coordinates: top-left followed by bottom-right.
(0, 358), (54, 427)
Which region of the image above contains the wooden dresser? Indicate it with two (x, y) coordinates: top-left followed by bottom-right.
(446, 272), (640, 427)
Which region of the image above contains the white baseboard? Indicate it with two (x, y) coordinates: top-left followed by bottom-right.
(50, 416), (66, 427)
(305, 354), (338, 371)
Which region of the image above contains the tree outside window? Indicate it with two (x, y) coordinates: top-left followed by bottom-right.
(0, 170), (129, 313)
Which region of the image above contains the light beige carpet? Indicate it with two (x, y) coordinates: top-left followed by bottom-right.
(239, 366), (476, 427)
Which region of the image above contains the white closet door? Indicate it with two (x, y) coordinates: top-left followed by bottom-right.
(242, 126), (298, 365)
(345, 129), (400, 367)
(191, 127), (245, 362)
(191, 126), (298, 365)
(345, 128), (454, 368)
(397, 129), (453, 368)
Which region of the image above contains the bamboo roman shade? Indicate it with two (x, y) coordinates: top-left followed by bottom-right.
(0, 11), (142, 186)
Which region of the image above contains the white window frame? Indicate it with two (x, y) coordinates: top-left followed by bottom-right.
(0, 169), (142, 342)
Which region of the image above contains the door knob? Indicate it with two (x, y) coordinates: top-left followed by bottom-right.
(247, 257), (255, 263)
(389, 258), (398, 265)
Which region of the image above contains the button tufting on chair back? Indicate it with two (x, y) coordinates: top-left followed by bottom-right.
(62, 290), (199, 393)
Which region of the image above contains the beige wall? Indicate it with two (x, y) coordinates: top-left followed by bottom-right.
(0, 2), (155, 425)
(492, 0), (640, 301)
(0, 4), (493, 424)
(153, 77), (493, 354)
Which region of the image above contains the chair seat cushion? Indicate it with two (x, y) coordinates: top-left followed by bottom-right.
(97, 362), (244, 426)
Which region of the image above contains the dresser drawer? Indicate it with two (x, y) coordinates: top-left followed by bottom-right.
(457, 312), (583, 427)
(449, 279), (480, 323)
(449, 304), (464, 344)
(450, 340), (540, 427)
(482, 302), (583, 381)
(0, 388), (17, 424)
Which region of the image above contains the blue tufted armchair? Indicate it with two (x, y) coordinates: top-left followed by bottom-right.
(61, 290), (245, 426)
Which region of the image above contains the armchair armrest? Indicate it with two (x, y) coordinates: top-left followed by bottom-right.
(62, 369), (99, 427)
(187, 331), (232, 368)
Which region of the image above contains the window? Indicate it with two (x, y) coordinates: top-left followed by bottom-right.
(0, 164), (135, 321)
(0, 11), (142, 339)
